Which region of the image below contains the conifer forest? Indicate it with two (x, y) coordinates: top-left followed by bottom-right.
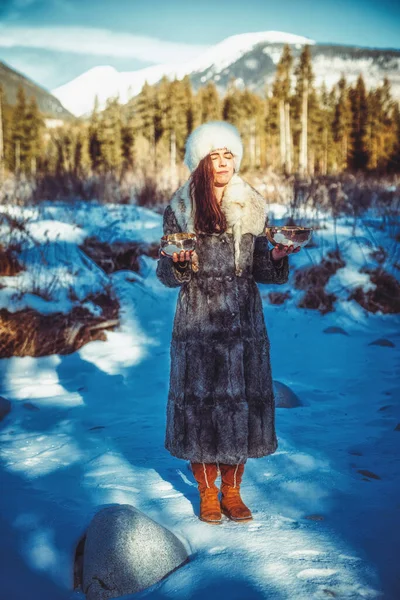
(1, 44), (400, 207)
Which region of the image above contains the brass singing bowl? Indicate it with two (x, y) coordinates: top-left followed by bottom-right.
(160, 232), (197, 257)
(265, 225), (313, 249)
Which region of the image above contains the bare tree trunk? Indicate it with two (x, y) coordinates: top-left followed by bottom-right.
(279, 99), (286, 172)
(284, 101), (292, 174)
(249, 121), (256, 169)
(299, 78), (308, 177)
(342, 134), (347, 170)
(15, 140), (20, 173)
(322, 127), (328, 175)
(170, 130), (176, 171)
(255, 130), (261, 168)
(308, 147), (315, 176)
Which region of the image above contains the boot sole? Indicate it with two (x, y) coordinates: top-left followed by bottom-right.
(199, 516), (222, 524)
(221, 507), (253, 522)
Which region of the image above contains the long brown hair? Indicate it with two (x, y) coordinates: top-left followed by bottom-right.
(190, 154), (227, 234)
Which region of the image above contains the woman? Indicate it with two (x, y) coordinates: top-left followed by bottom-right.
(156, 121), (300, 525)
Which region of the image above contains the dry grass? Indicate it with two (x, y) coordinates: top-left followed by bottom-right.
(0, 291), (120, 358)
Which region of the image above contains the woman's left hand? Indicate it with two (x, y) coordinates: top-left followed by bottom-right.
(271, 244), (301, 261)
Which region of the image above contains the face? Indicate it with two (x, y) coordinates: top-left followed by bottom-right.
(209, 148), (235, 186)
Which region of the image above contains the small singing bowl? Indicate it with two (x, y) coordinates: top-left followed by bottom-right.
(265, 225), (313, 249)
(160, 233), (197, 257)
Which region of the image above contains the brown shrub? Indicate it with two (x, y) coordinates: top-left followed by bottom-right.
(298, 288), (337, 314)
(0, 291), (120, 358)
(294, 249), (345, 291)
(81, 238), (159, 274)
(293, 249), (343, 314)
(349, 268), (400, 314)
(0, 245), (24, 276)
(268, 291), (291, 305)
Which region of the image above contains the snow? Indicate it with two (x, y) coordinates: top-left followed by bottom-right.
(0, 201), (162, 314)
(185, 31), (315, 75)
(312, 54), (400, 99)
(0, 200), (399, 599)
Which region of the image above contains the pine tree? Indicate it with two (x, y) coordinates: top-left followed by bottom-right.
(166, 79), (192, 166)
(348, 75), (369, 171)
(264, 83), (280, 170)
(197, 82), (221, 123)
(134, 82), (157, 165)
(272, 44), (293, 173)
(293, 45), (314, 176)
(0, 85), (4, 182)
(182, 75), (194, 136)
(24, 96), (44, 174)
(317, 82), (336, 174)
(332, 76), (352, 171)
(98, 96), (123, 173)
(366, 78), (396, 172)
(11, 85), (27, 173)
(222, 79), (243, 127)
(121, 122), (134, 172)
(240, 89), (264, 170)
(306, 87), (324, 176)
(89, 95), (102, 172)
(389, 101), (400, 173)
(73, 125), (91, 177)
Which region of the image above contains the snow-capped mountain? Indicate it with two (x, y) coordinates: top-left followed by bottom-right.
(51, 30), (400, 117)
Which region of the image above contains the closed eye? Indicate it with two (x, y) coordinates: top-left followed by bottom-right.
(210, 153), (233, 159)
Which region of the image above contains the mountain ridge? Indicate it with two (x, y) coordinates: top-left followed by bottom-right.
(49, 30), (400, 116)
(0, 59), (73, 119)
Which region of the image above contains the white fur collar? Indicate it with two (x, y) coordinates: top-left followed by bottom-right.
(170, 174), (267, 275)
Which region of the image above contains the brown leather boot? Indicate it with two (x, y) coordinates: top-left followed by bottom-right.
(219, 462), (253, 522)
(190, 462), (222, 524)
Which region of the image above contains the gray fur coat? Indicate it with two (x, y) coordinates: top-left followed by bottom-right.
(156, 174), (289, 465)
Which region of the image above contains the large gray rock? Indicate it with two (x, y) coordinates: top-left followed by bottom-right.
(0, 396), (11, 421)
(273, 381), (303, 408)
(82, 504), (189, 600)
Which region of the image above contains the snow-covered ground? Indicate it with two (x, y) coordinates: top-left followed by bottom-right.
(0, 201), (399, 599)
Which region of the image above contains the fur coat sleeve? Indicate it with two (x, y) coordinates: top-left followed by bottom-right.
(156, 205), (193, 288)
(252, 222), (289, 285)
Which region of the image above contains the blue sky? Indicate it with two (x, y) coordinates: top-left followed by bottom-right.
(0, 0), (399, 91)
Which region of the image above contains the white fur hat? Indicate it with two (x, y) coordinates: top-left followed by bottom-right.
(184, 121), (243, 172)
